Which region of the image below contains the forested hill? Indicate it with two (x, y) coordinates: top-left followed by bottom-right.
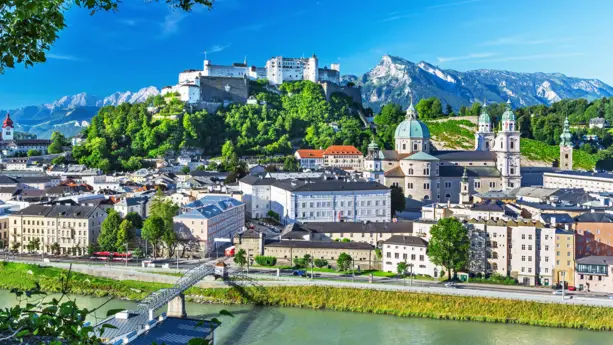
(73, 80), (372, 172)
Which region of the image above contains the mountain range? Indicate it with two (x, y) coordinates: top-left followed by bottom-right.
(0, 87), (159, 139)
(344, 55), (613, 112)
(4, 54), (613, 138)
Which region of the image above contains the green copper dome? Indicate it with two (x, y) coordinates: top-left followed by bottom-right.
(478, 107), (491, 124)
(394, 103), (431, 139)
(501, 99), (516, 122)
(367, 139), (379, 150)
(560, 117), (573, 147)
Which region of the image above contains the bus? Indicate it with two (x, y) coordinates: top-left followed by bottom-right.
(91, 251), (133, 262)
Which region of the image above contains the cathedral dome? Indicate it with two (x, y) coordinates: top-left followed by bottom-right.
(501, 100), (516, 122)
(478, 107), (491, 124)
(394, 103), (430, 139)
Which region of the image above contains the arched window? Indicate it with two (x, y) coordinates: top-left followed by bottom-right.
(402, 143), (406, 150)
(492, 251), (498, 259)
(492, 263), (498, 270)
(408, 168), (414, 175)
(423, 195), (430, 201)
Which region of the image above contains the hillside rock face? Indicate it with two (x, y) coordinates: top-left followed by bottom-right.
(344, 55), (613, 112)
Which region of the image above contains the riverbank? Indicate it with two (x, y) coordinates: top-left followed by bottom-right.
(2, 262), (613, 331)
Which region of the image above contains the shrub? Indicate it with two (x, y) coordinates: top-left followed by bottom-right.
(255, 255), (277, 266)
(314, 259), (328, 268)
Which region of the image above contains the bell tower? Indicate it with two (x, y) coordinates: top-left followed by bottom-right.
(2, 112), (14, 141)
(559, 117), (573, 170)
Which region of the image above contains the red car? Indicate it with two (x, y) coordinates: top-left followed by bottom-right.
(568, 286), (576, 291)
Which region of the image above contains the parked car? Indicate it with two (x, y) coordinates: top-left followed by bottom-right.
(444, 282), (457, 288)
(568, 286), (576, 291)
(292, 270), (311, 278)
(552, 290), (564, 295)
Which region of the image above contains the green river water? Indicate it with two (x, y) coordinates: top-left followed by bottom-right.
(0, 290), (611, 345)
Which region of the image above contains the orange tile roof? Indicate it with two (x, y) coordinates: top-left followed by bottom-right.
(323, 145), (362, 155)
(295, 149), (324, 159)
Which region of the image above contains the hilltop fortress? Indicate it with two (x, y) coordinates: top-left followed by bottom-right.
(161, 54), (361, 110)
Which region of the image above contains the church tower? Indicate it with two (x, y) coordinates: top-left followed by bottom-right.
(2, 112), (14, 141)
(495, 100), (521, 190)
(460, 167), (471, 204)
(475, 101), (495, 151)
(363, 138), (383, 182)
(559, 117), (573, 170)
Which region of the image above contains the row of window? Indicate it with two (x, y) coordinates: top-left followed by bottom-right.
(386, 252), (425, 261)
(300, 200), (387, 208)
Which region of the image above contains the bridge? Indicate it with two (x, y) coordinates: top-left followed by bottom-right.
(94, 259), (252, 344)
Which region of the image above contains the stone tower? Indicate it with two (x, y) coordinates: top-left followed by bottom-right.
(475, 101), (495, 151)
(2, 112), (14, 141)
(460, 167), (471, 204)
(559, 117), (573, 170)
(495, 100), (521, 190)
(363, 138), (383, 182)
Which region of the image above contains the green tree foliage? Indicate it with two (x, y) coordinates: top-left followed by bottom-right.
(26, 238), (41, 252)
(337, 252), (353, 272)
(27, 149), (41, 157)
(390, 186), (406, 216)
(52, 156), (65, 165)
(283, 156), (300, 172)
(116, 219), (134, 252)
(416, 97), (444, 120)
(314, 258), (328, 268)
(266, 210), (280, 221)
(125, 211), (143, 229)
(397, 261), (408, 276)
(428, 218), (470, 280)
(373, 104), (407, 149)
(48, 131), (67, 153)
(181, 166), (191, 174)
(97, 210), (120, 252)
(234, 249), (247, 268)
(0, 0), (214, 73)
(51, 242), (61, 255)
(255, 255), (277, 266)
(141, 216), (165, 259)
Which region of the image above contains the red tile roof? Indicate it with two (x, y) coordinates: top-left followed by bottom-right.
(323, 145), (362, 155)
(295, 149), (324, 159)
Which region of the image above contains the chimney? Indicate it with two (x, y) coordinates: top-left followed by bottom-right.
(550, 216), (556, 227)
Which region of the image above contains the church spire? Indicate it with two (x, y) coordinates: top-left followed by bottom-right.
(560, 116), (573, 147)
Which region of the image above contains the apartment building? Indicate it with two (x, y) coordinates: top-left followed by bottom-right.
(322, 145), (363, 171)
(270, 180), (391, 224)
(114, 196), (149, 218)
(543, 171), (613, 193)
(382, 235), (441, 278)
(510, 226), (556, 286)
(554, 229), (576, 287)
(173, 196), (245, 252)
(238, 175), (276, 219)
(263, 240), (374, 269)
(294, 149), (324, 170)
(9, 204), (107, 255)
(573, 212), (613, 257)
(297, 222), (413, 246)
(575, 256), (613, 293)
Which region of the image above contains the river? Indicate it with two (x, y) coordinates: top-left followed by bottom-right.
(0, 290), (610, 345)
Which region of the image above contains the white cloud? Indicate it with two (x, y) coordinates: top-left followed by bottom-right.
(206, 44), (232, 54)
(160, 11), (187, 37)
(437, 53), (496, 63)
(47, 53), (81, 61)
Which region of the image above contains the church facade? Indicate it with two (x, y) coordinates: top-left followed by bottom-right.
(364, 101), (521, 203)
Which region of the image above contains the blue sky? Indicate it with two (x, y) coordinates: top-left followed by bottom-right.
(1, 0), (612, 109)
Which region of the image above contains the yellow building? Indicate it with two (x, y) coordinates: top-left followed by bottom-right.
(553, 229), (575, 287)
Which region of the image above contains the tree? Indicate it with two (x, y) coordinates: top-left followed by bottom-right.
(132, 247), (144, 258)
(97, 209), (121, 252)
(264, 164), (278, 172)
(221, 140), (236, 160)
(428, 218), (470, 280)
(390, 186), (405, 216)
(373, 103), (405, 149)
(180, 166), (191, 174)
(336, 252), (353, 272)
(314, 258), (328, 268)
(162, 227), (178, 258)
(397, 261), (408, 276)
(87, 243), (98, 256)
(302, 254), (312, 268)
(0, 0), (214, 74)
(125, 212), (143, 229)
(50, 242), (61, 255)
(27, 149), (41, 157)
(283, 156), (300, 172)
(141, 216), (165, 259)
(267, 210), (280, 221)
(52, 156), (65, 165)
(116, 219), (134, 252)
(48, 131), (67, 154)
(11, 242), (20, 252)
(27, 238), (41, 253)
(234, 249), (247, 269)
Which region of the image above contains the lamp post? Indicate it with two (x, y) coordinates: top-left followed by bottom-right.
(408, 263), (414, 286)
